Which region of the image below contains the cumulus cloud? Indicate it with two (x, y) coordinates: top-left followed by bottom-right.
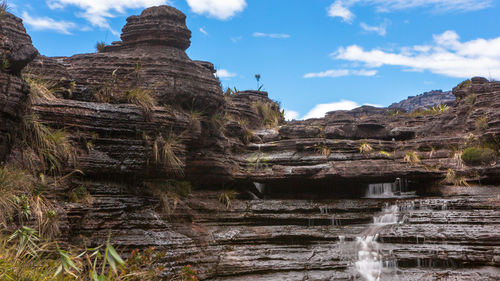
(284, 110), (299, 121)
(215, 69), (237, 79)
(360, 20), (389, 36)
(302, 100), (361, 120)
(46, 0), (168, 34)
(328, 0), (492, 22)
(253, 32), (290, 39)
(332, 30), (500, 79)
(22, 11), (77, 34)
(303, 69), (377, 78)
(186, 0), (246, 20)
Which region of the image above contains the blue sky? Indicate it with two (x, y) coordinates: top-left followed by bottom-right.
(7, 0), (500, 120)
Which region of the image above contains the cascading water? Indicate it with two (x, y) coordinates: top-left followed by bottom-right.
(355, 204), (400, 281)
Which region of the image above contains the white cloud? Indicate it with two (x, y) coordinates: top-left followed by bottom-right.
(22, 11), (77, 34)
(360, 20), (389, 36)
(46, 0), (168, 34)
(186, 0), (246, 20)
(284, 110), (299, 121)
(328, 1), (355, 22)
(215, 69), (237, 79)
(328, 0), (492, 22)
(333, 30), (500, 79)
(253, 32), (290, 39)
(303, 100), (360, 119)
(303, 69), (377, 78)
(199, 27), (208, 35)
(231, 36), (243, 43)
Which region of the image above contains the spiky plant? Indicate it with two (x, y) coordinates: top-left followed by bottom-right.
(126, 87), (156, 115)
(0, 166), (35, 227)
(0, 0), (8, 16)
(219, 190), (239, 209)
(253, 101), (282, 128)
(153, 133), (184, 176)
(443, 169), (470, 187)
(25, 76), (57, 103)
(359, 141), (373, 154)
(316, 144), (331, 156)
(95, 41), (107, 53)
(404, 151), (421, 166)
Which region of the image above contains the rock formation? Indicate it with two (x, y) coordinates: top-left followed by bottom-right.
(1, 5), (499, 280)
(389, 89), (455, 112)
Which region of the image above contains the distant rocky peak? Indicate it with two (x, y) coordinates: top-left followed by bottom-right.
(389, 89), (455, 112)
(107, 5), (192, 52)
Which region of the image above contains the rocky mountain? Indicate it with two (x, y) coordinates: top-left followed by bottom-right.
(389, 90), (455, 112)
(1, 5), (499, 281)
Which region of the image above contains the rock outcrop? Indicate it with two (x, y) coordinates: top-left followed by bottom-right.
(1, 5), (499, 281)
(389, 89), (455, 112)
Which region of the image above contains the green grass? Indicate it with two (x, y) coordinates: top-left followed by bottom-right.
(126, 88), (156, 115)
(410, 104), (450, 117)
(461, 146), (496, 166)
(457, 79), (472, 90)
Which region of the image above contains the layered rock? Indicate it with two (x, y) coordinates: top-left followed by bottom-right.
(389, 90), (455, 112)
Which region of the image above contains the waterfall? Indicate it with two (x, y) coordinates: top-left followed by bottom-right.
(366, 183), (395, 198)
(254, 182), (265, 194)
(355, 204), (400, 281)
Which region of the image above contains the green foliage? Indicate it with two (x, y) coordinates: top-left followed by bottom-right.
(68, 185), (93, 205)
(219, 190), (238, 209)
(152, 133), (184, 176)
(95, 41), (106, 53)
(253, 101), (283, 128)
(404, 151), (421, 166)
(145, 180), (192, 216)
(379, 150), (393, 158)
(442, 169), (469, 187)
(0, 0), (8, 16)
(315, 143), (331, 156)
(181, 265), (198, 281)
(21, 114), (75, 175)
(1, 57), (10, 71)
(410, 104), (450, 117)
(461, 146), (496, 166)
(358, 141), (373, 154)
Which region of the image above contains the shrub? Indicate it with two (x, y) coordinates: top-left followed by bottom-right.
(68, 185), (93, 205)
(95, 41), (106, 52)
(0, 1), (8, 16)
(461, 147), (496, 166)
(457, 79), (472, 90)
(1, 57), (10, 71)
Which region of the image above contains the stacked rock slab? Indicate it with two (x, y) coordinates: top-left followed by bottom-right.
(0, 12), (37, 160)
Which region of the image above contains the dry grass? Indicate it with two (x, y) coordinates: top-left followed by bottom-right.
(219, 190), (239, 209)
(95, 41), (106, 52)
(316, 144), (331, 156)
(404, 151), (421, 166)
(253, 101), (282, 128)
(475, 116), (488, 132)
(443, 169), (469, 187)
(152, 133), (184, 176)
(0, 0), (8, 16)
(126, 88), (156, 115)
(25, 76), (57, 103)
(359, 141), (373, 154)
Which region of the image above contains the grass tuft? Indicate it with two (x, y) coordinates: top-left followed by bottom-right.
(443, 169), (469, 187)
(95, 41), (106, 52)
(359, 141), (373, 154)
(253, 101), (283, 128)
(152, 133), (184, 176)
(404, 151), (421, 166)
(219, 190), (238, 209)
(126, 87), (156, 115)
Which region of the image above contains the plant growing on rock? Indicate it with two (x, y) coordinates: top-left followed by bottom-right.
(379, 150), (393, 158)
(404, 151), (421, 166)
(25, 76), (57, 102)
(457, 79), (472, 90)
(253, 101), (283, 128)
(461, 146), (496, 166)
(95, 41), (107, 52)
(219, 190), (239, 209)
(315, 143), (331, 157)
(1, 57), (10, 71)
(126, 87), (156, 116)
(255, 74), (263, 91)
(442, 169), (469, 187)
(358, 141), (373, 154)
(0, 0), (8, 16)
(152, 133), (184, 176)
(475, 116), (488, 132)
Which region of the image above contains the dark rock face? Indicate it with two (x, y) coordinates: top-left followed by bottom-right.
(389, 90), (455, 112)
(2, 6), (500, 281)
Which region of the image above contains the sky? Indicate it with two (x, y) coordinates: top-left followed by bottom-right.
(6, 0), (500, 120)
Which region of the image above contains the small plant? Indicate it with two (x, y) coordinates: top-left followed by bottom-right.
(461, 146), (496, 166)
(379, 150), (393, 158)
(25, 76), (57, 102)
(0, 0), (8, 16)
(255, 74), (263, 91)
(68, 185), (93, 205)
(219, 190), (238, 209)
(359, 141), (373, 154)
(253, 101), (283, 128)
(387, 109), (402, 116)
(475, 116), (488, 132)
(152, 133), (184, 176)
(315, 144), (331, 156)
(181, 264), (198, 281)
(1, 57), (10, 71)
(126, 87), (156, 115)
(442, 169), (469, 187)
(404, 151), (421, 166)
(95, 41), (107, 52)
(457, 79), (472, 90)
